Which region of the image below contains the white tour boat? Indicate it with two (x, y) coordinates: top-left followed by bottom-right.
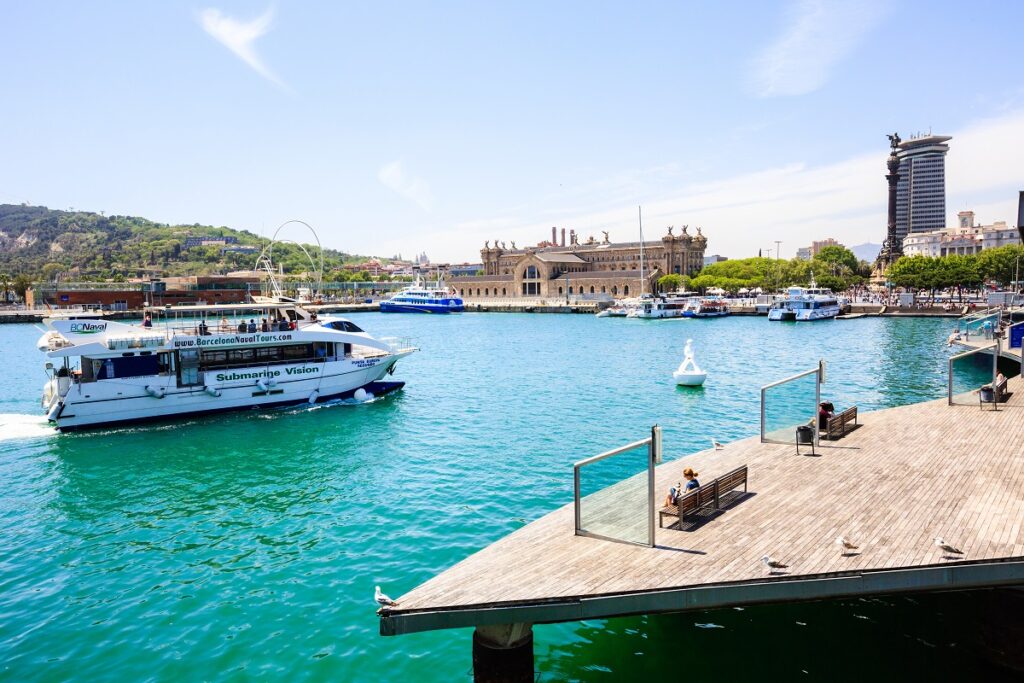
(629, 293), (692, 319)
(380, 275), (464, 313)
(767, 277), (841, 322)
(682, 297), (730, 318)
(38, 302), (417, 431)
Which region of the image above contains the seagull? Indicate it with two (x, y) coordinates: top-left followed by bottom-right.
(375, 585), (398, 613)
(836, 536), (859, 554)
(761, 555), (789, 573)
(934, 537), (964, 556)
(711, 439), (724, 451)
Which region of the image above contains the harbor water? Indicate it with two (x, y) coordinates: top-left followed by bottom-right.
(0, 314), (1014, 681)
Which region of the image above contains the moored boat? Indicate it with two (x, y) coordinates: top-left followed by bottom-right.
(767, 276), (840, 322)
(682, 297), (730, 318)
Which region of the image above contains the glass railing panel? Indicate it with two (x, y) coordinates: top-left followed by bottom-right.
(949, 346), (996, 406)
(576, 442), (649, 546)
(762, 369), (819, 445)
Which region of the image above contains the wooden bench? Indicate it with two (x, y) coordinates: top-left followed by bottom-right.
(823, 406), (858, 440)
(659, 465), (748, 528)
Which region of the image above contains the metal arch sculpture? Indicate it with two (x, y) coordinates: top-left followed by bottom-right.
(254, 220), (325, 300)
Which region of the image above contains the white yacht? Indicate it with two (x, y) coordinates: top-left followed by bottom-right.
(38, 302), (417, 431)
(380, 276), (464, 313)
(768, 278), (840, 322)
(628, 293), (692, 319)
(682, 297), (730, 318)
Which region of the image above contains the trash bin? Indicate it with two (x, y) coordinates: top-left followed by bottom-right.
(795, 424), (815, 455)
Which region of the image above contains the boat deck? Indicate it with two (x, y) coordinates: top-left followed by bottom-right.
(383, 376), (1024, 635)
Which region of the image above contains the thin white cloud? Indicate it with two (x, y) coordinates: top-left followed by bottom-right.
(750, 0), (887, 97)
(198, 6), (286, 89)
(378, 160), (433, 211)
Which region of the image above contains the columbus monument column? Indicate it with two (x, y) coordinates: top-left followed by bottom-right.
(874, 132), (903, 275)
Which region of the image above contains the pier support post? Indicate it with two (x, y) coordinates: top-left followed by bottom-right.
(472, 623), (533, 683)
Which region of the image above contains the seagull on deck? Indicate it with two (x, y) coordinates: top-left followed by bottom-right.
(836, 536), (859, 554)
(761, 555), (789, 573)
(711, 439), (724, 451)
(934, 537), (964, 556)
(375, 585), (399, 613)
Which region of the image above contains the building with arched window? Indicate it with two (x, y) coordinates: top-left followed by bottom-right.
(451, 226), (708, 300)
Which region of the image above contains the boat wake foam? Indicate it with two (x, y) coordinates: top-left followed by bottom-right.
(0, 413), (57, 441)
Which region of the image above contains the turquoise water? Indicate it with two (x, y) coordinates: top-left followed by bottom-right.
(0, 314), (1012, 681)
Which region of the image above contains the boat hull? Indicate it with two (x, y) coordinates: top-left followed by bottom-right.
(49, 356), (405, 431)
(379, 302), (463, 313)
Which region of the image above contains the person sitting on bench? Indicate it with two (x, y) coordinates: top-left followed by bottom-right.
(995, 372), (1008, 400)
(664, 468), (700, 507)
(818, 401), (835, 429)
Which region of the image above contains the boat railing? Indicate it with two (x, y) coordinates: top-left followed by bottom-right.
(379, 336), (417, 354)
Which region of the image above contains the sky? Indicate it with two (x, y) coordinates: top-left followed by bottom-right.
(1, 1), (1022, 263)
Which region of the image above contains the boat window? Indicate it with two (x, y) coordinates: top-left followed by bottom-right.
(324, 320), (364, 333)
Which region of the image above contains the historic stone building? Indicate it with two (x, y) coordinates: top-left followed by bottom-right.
(451, 226), (707, 300)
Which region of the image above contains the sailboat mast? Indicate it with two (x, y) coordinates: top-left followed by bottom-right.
(638, 205), (644, 296)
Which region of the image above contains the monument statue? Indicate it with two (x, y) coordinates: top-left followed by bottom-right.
(667, 226), (674, 236)
(511, 241), (517, 249)
(887, 132), (901, 150)
(875, 133), (904, 274)
(601, 231), (609, 243)
(696, 226), (703, 236)
(501, 241), (506, 249)
(484, 240), (490, 249)
(681, 225), (689, 235)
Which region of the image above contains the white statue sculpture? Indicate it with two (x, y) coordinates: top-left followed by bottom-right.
(673, 338), (707, 386)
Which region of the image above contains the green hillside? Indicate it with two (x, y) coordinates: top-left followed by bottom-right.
(0, 204), (380, 281)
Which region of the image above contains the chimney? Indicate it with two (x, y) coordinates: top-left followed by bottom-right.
(561, 228), (566, 247)
(1017, 191), (1024, 244)
(552, 226), (557, 246)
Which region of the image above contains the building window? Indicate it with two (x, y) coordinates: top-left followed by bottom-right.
(612, 285), (618, 295)
(601, 286), (606, 293)
(590, 286), (595, 294)
(476, 289), (480, 296)
(459, 289), (464, 296)
(484, 288), (489, 296)
(502, 288), (506, 296)
(568, 286), (573, 294)
(624, 285), (629, 295)
(558, 286), (563, 294)
(525, 265), (539, 279)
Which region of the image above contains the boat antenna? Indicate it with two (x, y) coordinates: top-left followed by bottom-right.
(638, 205), (644, 296)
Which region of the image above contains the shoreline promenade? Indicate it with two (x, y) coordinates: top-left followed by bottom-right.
(382, 377), (1024, 680)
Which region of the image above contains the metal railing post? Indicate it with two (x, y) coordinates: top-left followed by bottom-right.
(648, 425), (659, 548)
(573, 465), (581, 535)
(948, 356), (954, 406)
(760, 386), (767, 443)
(815, 360), (822, 445)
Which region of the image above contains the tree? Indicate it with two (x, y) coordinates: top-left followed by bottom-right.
(886, 255), (935, 290)
(813, 245), (858, 274)
(976, 245), (1024, 288)
(657, 273), (684, 292)
(41, 262), (64, 282)
(12, 274), (32, 300)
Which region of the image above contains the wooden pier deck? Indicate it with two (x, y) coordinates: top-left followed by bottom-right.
(382, 377), (1024, 637)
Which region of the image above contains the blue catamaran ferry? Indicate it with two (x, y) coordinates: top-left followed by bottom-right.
(380, 277), (465, 314)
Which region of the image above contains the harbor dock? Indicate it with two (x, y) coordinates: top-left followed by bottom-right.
(381, 377), (1024, 680)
